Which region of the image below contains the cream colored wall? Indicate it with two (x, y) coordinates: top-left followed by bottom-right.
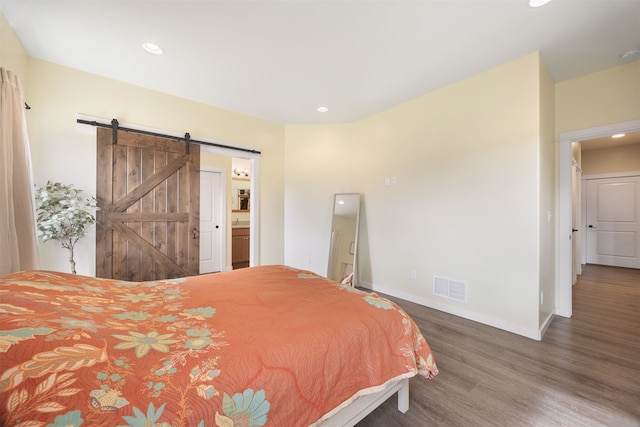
(0, 11), (28, 87)
(284, 123), (355, 274)
(538, 56), (556, 328)
(556, 61), (640, 133)
(285, 53), (545, 336)
(581, 143), (640, 175)
(25, 59), (285, 275)
(201, 152), (231, 170)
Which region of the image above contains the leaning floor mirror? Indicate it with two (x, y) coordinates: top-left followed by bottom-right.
(327, 193), (361, 286)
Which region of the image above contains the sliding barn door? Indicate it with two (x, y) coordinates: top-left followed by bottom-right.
(96, 128), (200, 280)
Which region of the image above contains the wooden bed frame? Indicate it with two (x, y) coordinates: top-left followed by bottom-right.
(315, 377), (410, 426)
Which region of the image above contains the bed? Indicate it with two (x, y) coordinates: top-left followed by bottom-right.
(0, 265), (438, 426)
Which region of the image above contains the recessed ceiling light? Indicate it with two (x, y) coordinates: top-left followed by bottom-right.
(528, 0), (552, 7)
(317, 106), (329, 113)
(620, 47), (640, 63)
(612, 133), (626, 138)
(142, 42), (164, 55)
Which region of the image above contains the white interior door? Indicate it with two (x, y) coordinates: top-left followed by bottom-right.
(200, 170), (224, 273)
(586, 175), (640, 269)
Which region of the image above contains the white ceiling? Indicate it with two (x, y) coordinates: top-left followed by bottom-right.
(1, 0), (639, 125)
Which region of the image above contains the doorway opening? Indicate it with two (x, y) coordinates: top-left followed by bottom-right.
(200, 147), (260, 272)
(558, 119), (640, 318)
(230, 157), (252, 270)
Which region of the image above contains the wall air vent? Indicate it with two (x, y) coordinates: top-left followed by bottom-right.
(433, 275), (467, 303)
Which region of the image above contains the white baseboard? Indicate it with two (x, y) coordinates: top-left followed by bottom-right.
(358, 280), (545, 341)
(539, 311), (555, 339)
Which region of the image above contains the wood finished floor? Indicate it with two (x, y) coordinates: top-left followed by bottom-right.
(356, 264), (640, 427)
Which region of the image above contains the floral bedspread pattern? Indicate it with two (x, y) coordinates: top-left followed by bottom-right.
(0, 265), (438, 426)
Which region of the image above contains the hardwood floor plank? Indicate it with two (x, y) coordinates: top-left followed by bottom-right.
(356, 264), (640, 426)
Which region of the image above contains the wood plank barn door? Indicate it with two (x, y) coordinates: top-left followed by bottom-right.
(96, 127), (200, 280)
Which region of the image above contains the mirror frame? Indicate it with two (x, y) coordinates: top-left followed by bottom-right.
(327, 193), (361, 286)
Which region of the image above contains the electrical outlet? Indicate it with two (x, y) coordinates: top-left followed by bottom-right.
(305, 257), (310, 265)
(410, 270), (417, 280)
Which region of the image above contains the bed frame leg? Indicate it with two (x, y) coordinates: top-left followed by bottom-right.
(397, 378), (410, 413)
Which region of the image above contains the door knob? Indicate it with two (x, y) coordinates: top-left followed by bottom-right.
(588, 224), (596, 228)
(572, 228), (578, 232)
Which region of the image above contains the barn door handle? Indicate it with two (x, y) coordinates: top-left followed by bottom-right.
(192, 228), (199, 240)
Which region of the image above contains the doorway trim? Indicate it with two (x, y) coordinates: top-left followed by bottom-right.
(200, 146), (260, 269)
(558, 118), (640, 317)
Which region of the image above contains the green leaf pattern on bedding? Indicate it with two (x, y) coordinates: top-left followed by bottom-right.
(1, 266), (438, 426)
(0, 272), (256, 427)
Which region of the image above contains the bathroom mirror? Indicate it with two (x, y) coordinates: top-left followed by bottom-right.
(232, 179), (250, 212)
(327, 193), (361, 286)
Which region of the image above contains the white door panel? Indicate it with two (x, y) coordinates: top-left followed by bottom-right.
(586, 176), (640, 269)
(200, 170), (223, 273)
(597, 231), (635, 257)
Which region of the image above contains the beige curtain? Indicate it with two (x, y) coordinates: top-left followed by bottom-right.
(0, 68), (39, 276)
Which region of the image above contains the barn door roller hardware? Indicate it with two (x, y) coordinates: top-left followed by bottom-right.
(111, 119), (119, 145)
(76, 118), (261, 154)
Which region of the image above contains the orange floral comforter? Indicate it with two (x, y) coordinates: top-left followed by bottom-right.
(0, 265), (437, 426)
